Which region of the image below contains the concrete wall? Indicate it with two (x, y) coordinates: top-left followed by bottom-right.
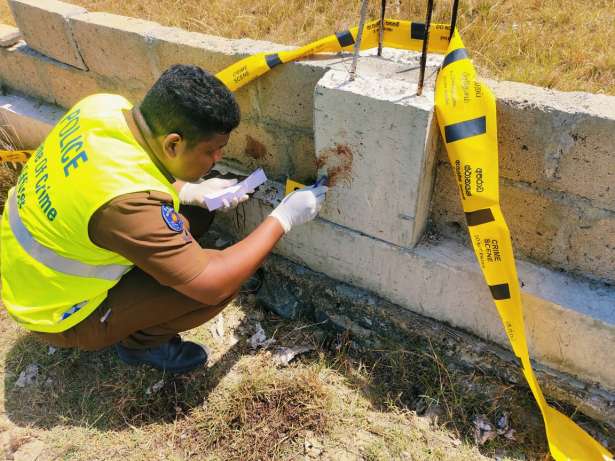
(2, 0), (615, 414)
(432, 80), (615, 283)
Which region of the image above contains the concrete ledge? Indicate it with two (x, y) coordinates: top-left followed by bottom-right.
(216, 196), (615, 394)
(7, 0), (87, 70)
(0, 92), (62, 149)
(260, 254), (615, 426)
(0, 24), (21, 48)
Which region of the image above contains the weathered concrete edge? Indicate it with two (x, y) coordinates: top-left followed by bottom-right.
(216, 198), (615, 394)
(257, 253), (615, 427)
(0, 92), (63, 149)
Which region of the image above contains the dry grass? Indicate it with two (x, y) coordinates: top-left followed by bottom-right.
(1, 0), (614, 94)
(0, 295), (573, 461)
(0, 280), (612, 460)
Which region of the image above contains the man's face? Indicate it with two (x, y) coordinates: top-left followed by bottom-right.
(162, 132), (230, 182)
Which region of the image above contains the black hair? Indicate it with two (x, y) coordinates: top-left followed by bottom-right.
(140, 65), (240, 145)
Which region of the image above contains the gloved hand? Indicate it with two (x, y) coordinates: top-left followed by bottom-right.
(269, 184), (328, 233)
(178, 178), (251, 211)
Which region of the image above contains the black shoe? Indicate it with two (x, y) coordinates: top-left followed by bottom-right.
(115, 335), (209, 374)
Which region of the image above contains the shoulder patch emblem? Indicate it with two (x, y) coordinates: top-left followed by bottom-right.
(161, 203), (184, 232)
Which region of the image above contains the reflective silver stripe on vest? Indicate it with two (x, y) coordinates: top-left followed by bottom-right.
(8, 192), (131, 281)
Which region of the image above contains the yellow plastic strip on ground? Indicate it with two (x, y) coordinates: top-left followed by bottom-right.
(0, 150), (31, 164)
(215, 19), (614, 460)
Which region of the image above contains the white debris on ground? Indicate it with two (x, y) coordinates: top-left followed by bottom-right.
(146, 379), (165, 396)
(473, 414), (497, 445)
(272, 345), (315, 366)
(474, 413), (517, 445)
(247, 322), (275, 349)
(15, 364), (38, 388)
(215, 315), (224, 338)
(303, 431), (324, 458)
(47, 346), (57, 355)
(495, 412), (516, 440)
(209, 314), (225, 343)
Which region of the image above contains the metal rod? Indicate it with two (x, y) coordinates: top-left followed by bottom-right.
(349, 0), (370, 81)
(378, 0), (387, 56)
(449, 0), (460, 40)
(417, 0), (435, 95)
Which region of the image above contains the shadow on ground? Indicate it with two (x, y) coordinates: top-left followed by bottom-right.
(3, 324), (246, 431)
(2, 296), (613, 460)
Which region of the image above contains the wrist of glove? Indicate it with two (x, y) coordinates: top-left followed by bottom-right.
(269, 184), (328, 233)
(179, 178), (250, 211)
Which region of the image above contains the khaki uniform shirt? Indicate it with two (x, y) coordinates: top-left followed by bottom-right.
(88, 191), (210, 286)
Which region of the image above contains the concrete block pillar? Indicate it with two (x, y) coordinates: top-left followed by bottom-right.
(314, 68), (439, 248)
(8, 0), (88, 70)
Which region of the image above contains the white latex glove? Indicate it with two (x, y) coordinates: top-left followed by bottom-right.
(178, 178), (250, 211)
(269, 184), (328, 233)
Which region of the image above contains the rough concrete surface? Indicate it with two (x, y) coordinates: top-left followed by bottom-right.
(0, 93), (62, 148)
(70, 12), (159, 85)
(216, 196), (615, 395)
(0, 42), (52, 101)
(489, 80), (615, 210)
(0, 24), (21, 48)
(259, 253), (615, 426)
(431, 150), (615, 283)
(315, 67), (437, 248)
(7, 0), (87, 70)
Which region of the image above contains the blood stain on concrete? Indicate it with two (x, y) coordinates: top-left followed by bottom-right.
(245, 135), (268, 160)
(316, 144), (353, 187)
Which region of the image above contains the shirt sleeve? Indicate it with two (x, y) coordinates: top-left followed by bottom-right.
(88, 191), (210, 286)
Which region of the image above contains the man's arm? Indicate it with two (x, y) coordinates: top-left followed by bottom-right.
(173, 217), (284, 304)
(173, 184), (328, 305)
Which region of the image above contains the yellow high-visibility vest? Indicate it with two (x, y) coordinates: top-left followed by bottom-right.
(0, 94), (179, 332)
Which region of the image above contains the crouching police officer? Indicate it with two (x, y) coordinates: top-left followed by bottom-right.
(0, 64), (327, 374)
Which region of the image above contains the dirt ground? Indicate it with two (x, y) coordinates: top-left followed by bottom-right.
(0, 291), (612, 461)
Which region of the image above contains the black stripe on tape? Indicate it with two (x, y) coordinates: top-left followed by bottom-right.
(489, 283), (511, 300)
(442, 48), (469, 68)
(444, 116), (487, 143)
(336, 30), (355, 47)
(465, 208), (495, 226)
(410, 22), (425, 40)
(265, 53), (282, 69)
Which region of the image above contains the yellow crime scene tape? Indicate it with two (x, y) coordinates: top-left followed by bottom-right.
(0, 150), (31, 164)
(213, 19), (613, 461)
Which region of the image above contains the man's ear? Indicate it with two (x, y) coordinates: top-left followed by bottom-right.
(162, 133), (182, 158)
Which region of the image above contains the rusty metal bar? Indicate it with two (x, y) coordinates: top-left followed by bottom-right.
(349, 0), (370, 81)
(417, 0), (435, 95)
(378, 0), (387, 56)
